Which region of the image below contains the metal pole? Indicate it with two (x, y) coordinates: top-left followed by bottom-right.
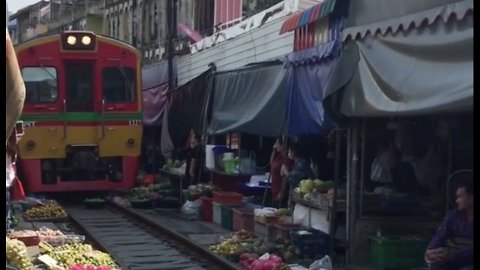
(167, 0), (177, 91)
(330, 129), (342, 258)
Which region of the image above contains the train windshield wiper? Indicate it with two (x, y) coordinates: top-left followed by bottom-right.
(39, 64), (57, 81)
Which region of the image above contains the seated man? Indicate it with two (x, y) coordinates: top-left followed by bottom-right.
(425, 179), (473, 270)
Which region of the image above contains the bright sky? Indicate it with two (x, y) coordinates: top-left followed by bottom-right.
(7, 0), (39, 13)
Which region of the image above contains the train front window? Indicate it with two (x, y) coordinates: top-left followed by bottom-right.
(22, 67), (58, 104)
(65, 64), (94, 112)
(102, 67), (136, 103)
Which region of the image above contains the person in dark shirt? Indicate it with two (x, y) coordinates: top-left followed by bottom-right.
(185, 132), (204, 185)
(426, 179), (473, 270)
(281, 142), (314, 210)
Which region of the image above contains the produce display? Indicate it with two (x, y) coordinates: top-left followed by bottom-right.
(6, 237), (34, 270)
(68, 264), (120, 270)
(8, 230), (37, 238)
(37, 227), (64, 237)
(24, 201), (68, 220)
(41, 243), (117, 269)
(239, 253), (288, 270)
(184, 184), (219, 200)
(295, 179), (334, 195)
(293, 179), (335, 203)
(162, 159), (185, 170)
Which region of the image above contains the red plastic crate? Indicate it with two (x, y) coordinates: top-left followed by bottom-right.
(232, 208), (254, 232)
(212, 191), (242, 205)
(201, 196), (214, 222)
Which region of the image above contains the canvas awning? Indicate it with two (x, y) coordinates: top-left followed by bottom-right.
(341, 0), (472, 41)
(207, 62), (288, 137)
(279, 0), (337, 34)
(283, 40), (340, 135)
(323, 12), (473, 121)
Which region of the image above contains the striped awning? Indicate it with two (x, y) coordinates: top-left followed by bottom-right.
(279, 0), (337, 34)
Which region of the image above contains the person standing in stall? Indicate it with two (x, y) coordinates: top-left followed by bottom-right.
(269, 138), (294, 208)
(185, 131), (205, 185)
(281, 142), (314, 210)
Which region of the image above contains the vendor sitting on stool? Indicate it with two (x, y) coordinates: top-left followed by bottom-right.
(425, 178), (473, 270)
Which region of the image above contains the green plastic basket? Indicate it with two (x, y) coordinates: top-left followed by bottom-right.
(370, 236), (429, 270)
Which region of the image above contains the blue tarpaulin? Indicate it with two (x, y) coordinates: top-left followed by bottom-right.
(283, 40), (341, 135)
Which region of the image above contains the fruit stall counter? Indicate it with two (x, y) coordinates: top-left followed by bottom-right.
(7, 200), (119, 270)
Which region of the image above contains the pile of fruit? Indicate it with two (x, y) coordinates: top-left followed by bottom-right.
(41, 243), (117, 269)
(230, 230), (257, 242)
(162, 159), (185, 170)
(6, 237), (34, 270)
(239, 253), (288, 270)
(294, 179), (334, 200)
(210, 230), (258, 256)
(24, 201), (68, 220)
(68, 265), (120, 270)
(8, 229), (37, 238)
(209, 237), (251, 257)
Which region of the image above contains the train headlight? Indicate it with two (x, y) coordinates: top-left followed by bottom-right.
(66, 35), (77, 45)
(62, 32), (96, 51)
(26, 140), (36, 150)
(81, 35), (92, 45)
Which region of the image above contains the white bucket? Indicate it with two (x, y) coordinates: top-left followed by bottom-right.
(205, 145), (216, 169)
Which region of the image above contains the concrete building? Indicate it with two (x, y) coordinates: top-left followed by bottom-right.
(9, 0), (49, 44)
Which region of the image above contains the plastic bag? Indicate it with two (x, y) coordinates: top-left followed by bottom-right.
(309, 255), (333, 270)
(181, 199), (202, 219)
(370, 151), (392, 183)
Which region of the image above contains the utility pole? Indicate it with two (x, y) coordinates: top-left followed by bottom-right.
(167, 0), (177, 91)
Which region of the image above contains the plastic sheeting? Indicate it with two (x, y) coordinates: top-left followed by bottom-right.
(207, 63), (288, 137)
(166, 70), (211, 149)
(323, 13), (473, 121)
(284, 40), (340, 135)
(142, 60), (176, 126)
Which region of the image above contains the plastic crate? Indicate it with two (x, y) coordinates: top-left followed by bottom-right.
(370, 236), (429, 270)
(254, 222), (275, 242)
(11, 235), (40, 246)
(273, 223), (303, 240)
(232, 208), (254, 232)
(220, 204), (241, 230)
(291, 229), (330, 260)
(201, 196), (213, 222)
(212, 202), (222, 225)
(212, 191), (243, 205)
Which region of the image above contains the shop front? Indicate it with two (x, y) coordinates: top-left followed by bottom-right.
(323, 0), (473, 267)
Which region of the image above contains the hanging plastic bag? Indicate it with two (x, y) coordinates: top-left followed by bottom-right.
(309, 255), (333, 270)
(370, 151), (392, 183)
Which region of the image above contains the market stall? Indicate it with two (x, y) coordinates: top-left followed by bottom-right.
(6, 200), (119, 270)
(322, 0), (473, 267)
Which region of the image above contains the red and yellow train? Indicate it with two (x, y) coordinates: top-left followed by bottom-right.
(15, 31), (143, 193)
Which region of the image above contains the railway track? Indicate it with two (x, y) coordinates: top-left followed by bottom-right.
(64, 203), (240, 270)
